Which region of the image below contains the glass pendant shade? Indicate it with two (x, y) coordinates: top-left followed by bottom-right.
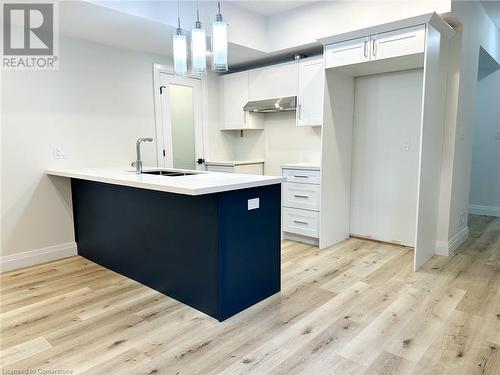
(211, 18), (228, 72)
(191, 24), (207, 74)
(173, 28), (188, 77)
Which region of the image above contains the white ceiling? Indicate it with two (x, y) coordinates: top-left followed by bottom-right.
(232, 1), (318, 16)
(482, 0), (500, 30)
(59, 1), (321, 70)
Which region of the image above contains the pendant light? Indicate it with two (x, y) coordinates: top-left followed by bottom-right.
(211, 1), (228, 72)
(173, 0), (187, 77)
(191, 5), (207, 74)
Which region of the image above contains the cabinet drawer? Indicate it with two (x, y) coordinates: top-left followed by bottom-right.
(283, 182), (320, 211)
(283, 207), (319, 238)
(282, 169), (320, 184)
(206, 165), (235, 173)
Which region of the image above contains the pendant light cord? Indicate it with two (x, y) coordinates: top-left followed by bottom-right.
(195, 0), (201, 28)
(216, 1), (222, 22)
(177, 0), (181, 29)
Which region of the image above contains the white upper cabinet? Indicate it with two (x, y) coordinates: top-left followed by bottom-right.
(221, 71), (263, 129)
(325, 25), (426, 69)
(371, 25), (426, 60)
(248, 62), (298, 101)
(297, 56), (324, 127)
(325, 36), (370, 68)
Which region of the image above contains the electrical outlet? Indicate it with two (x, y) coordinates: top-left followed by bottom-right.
(401, 137), (410, 151)
(53, 147), (67, 159)
(248, 198), (259, 210)
(458, 127), (465, 140)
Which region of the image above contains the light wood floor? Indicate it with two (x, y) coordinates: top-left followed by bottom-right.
(1, 215), (499, 374)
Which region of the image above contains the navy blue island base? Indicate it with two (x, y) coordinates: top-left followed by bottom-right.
(71, 179), (281, 321)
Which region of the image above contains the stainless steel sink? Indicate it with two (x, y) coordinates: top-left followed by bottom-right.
(141, 170), (198, 177)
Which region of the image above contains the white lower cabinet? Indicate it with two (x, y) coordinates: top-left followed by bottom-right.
(283, 182), (320, 211)
(281, 164), (320, 244)
(283, 207), (319, 238)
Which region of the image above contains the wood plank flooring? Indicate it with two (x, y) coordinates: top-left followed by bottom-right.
(1, 214), (498, 374)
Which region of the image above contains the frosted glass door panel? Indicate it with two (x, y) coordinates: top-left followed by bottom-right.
(169, 84), (195, 170)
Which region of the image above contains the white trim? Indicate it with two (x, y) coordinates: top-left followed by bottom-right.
(468, 204), (500, 218)
(152, 64), (209, 169)
(435, 226), (469, 256)
(0, 242), (77, 273)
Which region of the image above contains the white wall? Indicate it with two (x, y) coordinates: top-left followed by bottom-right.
(0, 36), (217, 267)
(437, 1), (500, 249)
(218, 112), (322, 176)
(469, 68), (500, 216)
(267, 1), (451, 51)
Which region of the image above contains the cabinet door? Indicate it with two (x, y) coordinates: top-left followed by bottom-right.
(325, 36), (370, 68)
(248, 62), (298, 101)
(222, 71), (248, 129)
(371, 25), (426, 61)
(297, 56), (324, 127)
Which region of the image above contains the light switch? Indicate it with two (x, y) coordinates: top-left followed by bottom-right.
(401, 137), (410, 151)
(248, 198), (259, 210)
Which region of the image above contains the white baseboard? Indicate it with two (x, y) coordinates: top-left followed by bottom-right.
(283, 232), (319, 247)
(1, 242), (77, 273)
(435, 226), (469, 256)
(469, 204), (500, 217)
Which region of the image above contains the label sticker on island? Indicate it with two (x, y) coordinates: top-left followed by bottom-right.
(248, 198), (260, 210)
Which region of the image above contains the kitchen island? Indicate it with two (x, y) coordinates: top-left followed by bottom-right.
(46, 167), (284, 321)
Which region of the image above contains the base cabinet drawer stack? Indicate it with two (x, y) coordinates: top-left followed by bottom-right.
(281, 164), (320, 245)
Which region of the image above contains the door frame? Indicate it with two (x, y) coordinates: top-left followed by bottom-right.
(152, 63), (209, 169)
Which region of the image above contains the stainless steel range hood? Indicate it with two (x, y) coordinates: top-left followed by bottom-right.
(243, 96), (296, 113)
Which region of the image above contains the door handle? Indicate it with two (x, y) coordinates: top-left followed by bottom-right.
(363, 41), (368, 58)
(372, 39), (377, 57)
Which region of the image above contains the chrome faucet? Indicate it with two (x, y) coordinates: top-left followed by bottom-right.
(131, 137), (153, 174)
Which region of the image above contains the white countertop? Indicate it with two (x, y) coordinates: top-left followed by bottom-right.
(46, 167), (284, 196)
(205, 159), (265, 167)
(281, 162), (321, 171)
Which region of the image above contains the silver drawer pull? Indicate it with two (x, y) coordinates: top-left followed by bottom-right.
(293, 220), (308, 225)
(293, 175), (309, 178)
(294, 194), (309, 198)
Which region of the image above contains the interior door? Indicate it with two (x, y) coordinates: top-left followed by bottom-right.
(159, 73), (204, 170)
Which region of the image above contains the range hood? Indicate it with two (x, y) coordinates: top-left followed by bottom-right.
(243, 96), (296, 113)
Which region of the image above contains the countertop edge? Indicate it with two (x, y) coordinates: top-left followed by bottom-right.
(280, 163), (321, 171)
(46, 169), (284, 196)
